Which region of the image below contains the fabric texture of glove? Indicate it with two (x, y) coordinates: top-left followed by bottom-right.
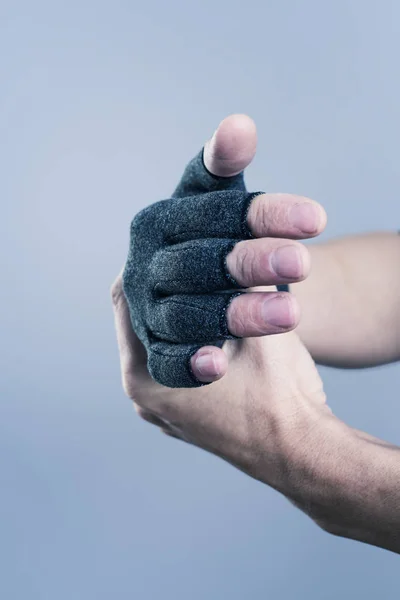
(123, 147), (288, 388)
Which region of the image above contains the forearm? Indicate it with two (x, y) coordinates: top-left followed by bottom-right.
(292, 231), (400, 367)
(284, 412), (400, 554)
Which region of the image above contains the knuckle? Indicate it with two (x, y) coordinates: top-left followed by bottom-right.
(233, 242), (254, 285)
(130, 200), (165, 234)
(130, 205), (150, 231)
(263, 199), (281, 231)
(226, 297), (246, 336)
(248, 195), (283, 235)
(128, 207), (151, 243)
(252, 194), (272, 234)
(150, 248), (177, 286)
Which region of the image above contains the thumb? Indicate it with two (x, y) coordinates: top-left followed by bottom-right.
(171, 113), (257, 199)
(203, 113), (257, 178)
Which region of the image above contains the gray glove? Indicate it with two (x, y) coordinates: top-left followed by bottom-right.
(123, 147), (286, 388)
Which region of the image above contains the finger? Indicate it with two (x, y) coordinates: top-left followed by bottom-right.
(247, 193), (327, 239)
(158, 188), (264, 245)
(171, 114), (257, 199)
(148, 291), (242, 344)
(158, 190), (325, 246)
(225, 238), (310, 287)
(146, 289), (299, 388)
(111, 273), (149, 398)
(149, 238), (240, 295)
(150, 237), (310, 295)
(203, 113), (257, 177)
(189, 346), (228, 383)
(226, 291), (300, 337)
(148, 290), (299, 344)
(147, 338), (225, 388)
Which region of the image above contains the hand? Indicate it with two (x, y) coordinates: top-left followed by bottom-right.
(112, 268), (335, 496)
(112, 260), (400, 556)
(111, 113), (333, 492)
(122, 114), (327, 387)
(112, 115), (400, 554)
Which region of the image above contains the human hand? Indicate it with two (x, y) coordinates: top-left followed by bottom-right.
(112, 116), (400, 554)
(112, 236), (400, 556)
(112, 261), (336, 496)
(122, 114), (327, 388)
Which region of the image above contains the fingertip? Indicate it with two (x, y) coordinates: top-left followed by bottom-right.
(261, 292), (301, 332)
(204, 113), (257, 178)
(299, 242), (312, 278)
(289, 293), (302, 328)
(218, 113), (257, 139)
(190, 347), (228, 383)
(291, 197), (328, 237)
(319, 204), (328, 233)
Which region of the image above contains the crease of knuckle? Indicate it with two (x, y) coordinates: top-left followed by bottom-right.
(249, 298), (265, 332)
(229, 296), (266, 336)
(233, 242), (256, 285)
(253, 196), (280, 235)
(227, 298), (248, 336)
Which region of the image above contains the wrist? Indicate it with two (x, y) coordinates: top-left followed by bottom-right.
(272, 404), (355, 525)
(255, 393), (339, 496)
(278, 411), (400, 553)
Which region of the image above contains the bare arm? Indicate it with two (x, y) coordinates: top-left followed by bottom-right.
(201, 115), (400, 370)
(286, 414), (400, 554)
(292, 231), (400, 367)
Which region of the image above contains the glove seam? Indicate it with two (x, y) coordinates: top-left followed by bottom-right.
(241, 191), (265, 239)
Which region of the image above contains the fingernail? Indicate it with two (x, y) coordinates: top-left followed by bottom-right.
(270, 245), (303, 278)
(290, 203), (320, 233)
(195, 353), (218, 376)
(261, 296), (294, 327)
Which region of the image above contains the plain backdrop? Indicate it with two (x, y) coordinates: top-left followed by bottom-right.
(1, 1), (400, 598)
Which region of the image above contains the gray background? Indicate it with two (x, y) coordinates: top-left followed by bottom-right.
(1, 0), (399, 598)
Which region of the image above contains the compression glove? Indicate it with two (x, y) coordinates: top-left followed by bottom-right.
(123, 147), (287, 388)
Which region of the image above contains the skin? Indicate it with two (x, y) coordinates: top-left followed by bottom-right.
(190, 115), (328, 381)
(292, 231), (400, 368)
(111, 114), (400, 554)
(193, 114), (400, 380)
